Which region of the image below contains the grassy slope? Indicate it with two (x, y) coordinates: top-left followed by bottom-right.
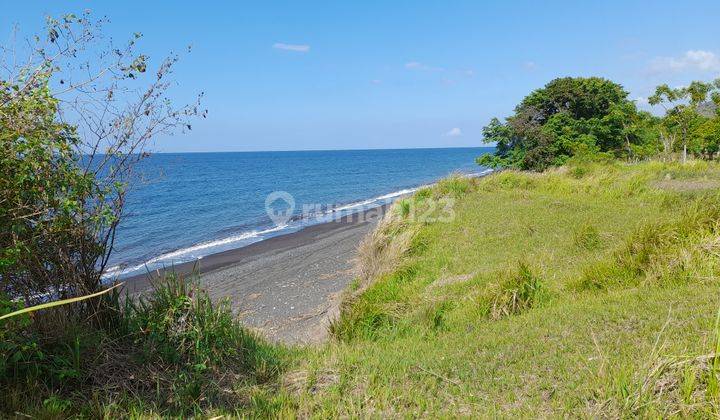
(256, 161), (720, 417)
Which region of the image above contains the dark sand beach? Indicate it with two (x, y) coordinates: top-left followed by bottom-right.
(123, 205), (387, 344)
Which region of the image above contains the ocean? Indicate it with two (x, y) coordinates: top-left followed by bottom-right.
(106, 147), (493, 278)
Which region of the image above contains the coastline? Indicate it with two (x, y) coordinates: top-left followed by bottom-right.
(122, 204), (388, 344)
(122, 204), (388, 292)
(119, 169), (492, 344)
(112, 168), (493, 280)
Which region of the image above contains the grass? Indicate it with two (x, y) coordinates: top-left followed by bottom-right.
(271, 160), (720, 417)
(6, 159), (720, 417)
(0, 272), (283, 417)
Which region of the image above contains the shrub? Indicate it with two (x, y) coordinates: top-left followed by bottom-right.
(396, 198), (412, 218)
(0, 12), (201, 314)
(0, 272), (280, 417)
(434, 175), (474, 198)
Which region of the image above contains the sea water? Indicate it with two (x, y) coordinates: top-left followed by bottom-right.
(106, 147), (493, 278)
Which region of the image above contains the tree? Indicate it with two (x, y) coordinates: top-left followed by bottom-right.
(478, 77), (646, 171)
(648, 80), (720, 163)
(0, 13), (204, 309)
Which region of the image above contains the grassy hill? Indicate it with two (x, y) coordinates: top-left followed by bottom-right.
(254, 160), (720, 417)
(7, 160), (720, 418)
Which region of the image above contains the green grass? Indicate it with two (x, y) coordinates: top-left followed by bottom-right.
(6, 160), (720, 417)
(0, 272), (284, 418)
(268, 160), (720, 417)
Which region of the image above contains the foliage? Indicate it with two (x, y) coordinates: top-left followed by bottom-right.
(0, 272), (281, 417)
(649, 80), (720, 162)
(277, 161), (720, 417)
(0, 78), (102, 302)
(0, 283), (122, 321)
(0, 12), (203, 309)
(477, 77), (654, 171)
(478, 261), (546, 320)
(478, 77), (720, 171)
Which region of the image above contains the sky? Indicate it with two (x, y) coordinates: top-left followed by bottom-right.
(3, 0), (720, 152)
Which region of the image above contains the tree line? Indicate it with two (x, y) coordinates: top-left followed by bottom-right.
(478, 77), (720, 171)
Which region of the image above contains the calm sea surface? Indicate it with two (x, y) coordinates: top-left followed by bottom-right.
(107, 147), (493, 278)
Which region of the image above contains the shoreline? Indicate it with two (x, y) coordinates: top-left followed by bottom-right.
(123, 203), (388, 291)
(113, 168), (493, 281)
(119, 169), (492, 344)
(108, 188), (419, 280)
(123, 203), (387, 344)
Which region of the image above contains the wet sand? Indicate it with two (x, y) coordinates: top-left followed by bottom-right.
(123, 205), (387, 344)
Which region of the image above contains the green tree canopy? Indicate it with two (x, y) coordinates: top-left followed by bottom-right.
(648, 80), (720, 162)
(478, 77), (651, 171)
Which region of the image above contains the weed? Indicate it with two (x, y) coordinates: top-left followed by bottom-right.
(574, 224), (602, 250)
(434, 175), (474, 198)
(0, 272), (282, 417)
(396, 198), (412, 218)
(479, 262), (546, 320)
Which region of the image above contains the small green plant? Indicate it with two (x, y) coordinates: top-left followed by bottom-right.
(574, 224), (602, 250)
(119, 273), (282, 407)
(434, 175), (473, 198)
(42, 395), (72, 416)
(414, 187), (432, 202)
(479, 262), (546, 320)
(397, 199), (412, 218)
(422, 300), (453, 331)
(0, 272), (281, 417)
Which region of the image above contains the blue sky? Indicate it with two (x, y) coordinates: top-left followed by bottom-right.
(3, 1), (720, 152)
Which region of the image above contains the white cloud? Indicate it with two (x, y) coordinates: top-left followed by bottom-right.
(273, 43), (310, 53)
(649, 50), (720, 73)
(405, 61), (444, 71)
(523, 61), (537, 71)
(445, 127), (462, 137)
(370, 79), (382, 85)
(633, 96), (649, 105)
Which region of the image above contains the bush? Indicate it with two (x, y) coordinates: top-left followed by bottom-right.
(0, 76), (106, 305)
(0, 272), (281, 417)
(0, 12), (201, 313)
(434, 175), (474, 198)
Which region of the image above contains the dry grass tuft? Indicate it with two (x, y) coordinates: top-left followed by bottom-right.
(282, 368), (339, 397)
(654, 179), (720, 192)
(351, 205), (419, 299)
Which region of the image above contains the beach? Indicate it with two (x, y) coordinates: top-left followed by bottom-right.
(124, 205), (387, 344)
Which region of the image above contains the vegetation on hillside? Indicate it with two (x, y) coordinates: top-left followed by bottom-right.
(273, 161), (720, 417)
(1, 272), (281, 417)
(478, 77), (720, 171)
(4, 11), (720, 419)
(0, 13), (270, 418)
(1, 12), (203, 308)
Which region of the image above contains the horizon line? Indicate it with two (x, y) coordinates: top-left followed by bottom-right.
(147, 145), (494, 154)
